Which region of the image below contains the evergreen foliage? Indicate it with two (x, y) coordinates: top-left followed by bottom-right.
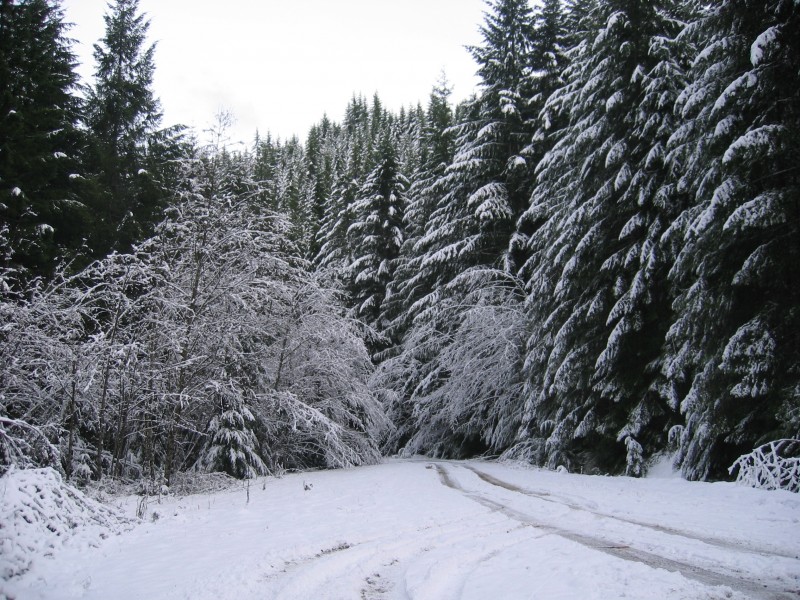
(83, 0), (182, 256)
(345, 131), (407, 354)
(511, 0), (692, 474)
(2, 0), (797, 486)
(662, 0), (800, 479)
(0, 0), (86, 278)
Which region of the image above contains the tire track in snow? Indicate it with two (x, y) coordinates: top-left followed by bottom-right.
(434, 464), (799, 600)
(463, 464), (799, 561)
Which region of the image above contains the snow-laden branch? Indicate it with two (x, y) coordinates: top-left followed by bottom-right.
(729, 439), (800, 493)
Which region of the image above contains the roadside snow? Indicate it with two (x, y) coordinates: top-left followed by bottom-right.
(0, 468), (132, 582)
(2, 460), (799, 599)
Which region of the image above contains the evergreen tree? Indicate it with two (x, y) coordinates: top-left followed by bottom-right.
(84, 0), (172, 255)
(515, 0), (690, 474)
(397, 0), (539, 319)
(344, 131), (407, 354)
(198, 392), (268, 480)
(464, 0), (538, 268)
(508, 0), (568, 270)
(0, 0), (87, 278)
(384, 77), (456, 344)
(303, 118), (335, 259)
(663, 0), (800, 479)
(314, 95), (375, 273)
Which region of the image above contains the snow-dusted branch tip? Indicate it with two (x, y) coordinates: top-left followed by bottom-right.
(729, 439), (800, 493)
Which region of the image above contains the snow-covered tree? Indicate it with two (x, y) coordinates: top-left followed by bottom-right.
(378, 0), (541, 453)
(377, 269), (528, 457)
(197, 385), (267, 480)
(344, 131), (407, 352)
(0, 0), (86, 278)
(514, 0), (691, 474)
(663, 0), (800, 479)
(128, 143), (388, 481)
(384, 77), (456, 346)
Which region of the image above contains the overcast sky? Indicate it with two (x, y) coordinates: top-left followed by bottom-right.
(61, 0), (487, 145)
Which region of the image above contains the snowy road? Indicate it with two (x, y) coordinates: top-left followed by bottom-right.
(5, 460), (800, 599)
(433, 463), (799, 600)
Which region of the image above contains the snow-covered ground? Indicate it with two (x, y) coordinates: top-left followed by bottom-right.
(2, 459), (799, 599)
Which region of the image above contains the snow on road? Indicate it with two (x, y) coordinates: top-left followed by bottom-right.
(3, 459), (800, 599)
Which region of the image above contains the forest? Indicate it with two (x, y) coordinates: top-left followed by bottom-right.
(1, 0), (798, 488)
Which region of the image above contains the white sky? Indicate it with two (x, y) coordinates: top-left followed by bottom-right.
(60, 0), (487, 146)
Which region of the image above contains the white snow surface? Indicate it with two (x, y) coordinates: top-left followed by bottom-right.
(3, 459), (799, 600)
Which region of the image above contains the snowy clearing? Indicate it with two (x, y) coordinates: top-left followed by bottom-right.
(2, 459), (800, 600)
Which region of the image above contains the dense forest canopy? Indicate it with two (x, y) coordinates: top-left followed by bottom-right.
(1, 0), (798, 487)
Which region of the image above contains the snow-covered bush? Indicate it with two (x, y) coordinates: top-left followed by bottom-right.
(729, 439), (800, 493)
(0, 418), (60, 476)
(1, 143), (388, 484)
(132, 149), (387, 480)
(0, 467), (132, 580)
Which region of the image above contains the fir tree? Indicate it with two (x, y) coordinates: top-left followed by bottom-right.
(0, 0), (86, 278)
(384, 76), (456, 344)
(84, 0), (172, 255)
(508, 0), (568, 270)
(199, 391), (268, 480)
(344, 131), (407, 354)
(516, 0), (690, 474)
(663, 0), (800, 479)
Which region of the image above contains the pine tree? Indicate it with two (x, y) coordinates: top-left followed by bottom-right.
(0, 0), (87, 278)
(384, 77), (456, 344)
(199, 392), (267, 480)
(84, 0), (170, 255)
(314, 95), (374, 273)
(663, 0), (800, 479)
(303, 118), (336, 259)
(396, 0), (539, 325)
(344, 131), (407, 354)
(508, 0), (568, 270)
(465, 0), (538, 267)
(515, 0), (691, 474)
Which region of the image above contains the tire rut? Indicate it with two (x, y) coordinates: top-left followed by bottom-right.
(463, 464), (799, 562)
(434, 464), (799, 600)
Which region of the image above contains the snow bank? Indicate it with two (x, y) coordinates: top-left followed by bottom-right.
(0, 468), (133, 581)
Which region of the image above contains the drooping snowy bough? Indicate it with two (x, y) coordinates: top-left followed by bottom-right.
(729, 439), (800, 493)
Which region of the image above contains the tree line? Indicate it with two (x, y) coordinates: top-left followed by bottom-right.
(1, 0), (798, 484)
(0, 0), (386, 483)
(303, 0), (799, 481)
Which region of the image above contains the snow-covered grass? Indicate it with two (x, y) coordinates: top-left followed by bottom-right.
(2, 459), (799, 599)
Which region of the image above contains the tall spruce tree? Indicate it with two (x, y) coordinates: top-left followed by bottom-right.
(508, 0), (568, 270)
(663, 0), (800, 480)
(515, 0), (691, 475)
(396, 0), (539, 320)
(0, 0), (86, 279)
(344, 131), (407, 355)
(84, 0), (165, 255)
(384, 77), (456, 344)
(314, 95), (373, 273)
